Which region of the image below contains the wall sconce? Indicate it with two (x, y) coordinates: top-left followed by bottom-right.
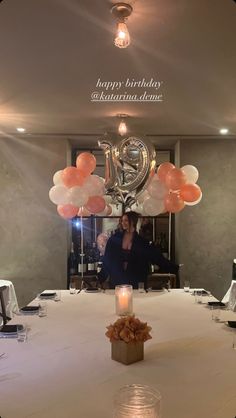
(111, 2), (133, 49)
(117, 114), (128, 136)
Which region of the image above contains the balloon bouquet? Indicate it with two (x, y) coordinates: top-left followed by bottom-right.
(49, 152), (112, 219)
(137, 162), (202, 216)
(49, 148), (202, 219)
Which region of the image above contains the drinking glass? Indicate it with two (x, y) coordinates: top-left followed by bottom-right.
(69, 281), (76, 294)
(211, 306), (221, 321)
(39, 302), (47, 317)
(138, 282), (145, 293)
(194, 290), (202, 304)
(17, 324), (28, 342)
(114, 384), (161, 417)
(183, 280), (190, 292)
(55, 290), (61, 302)
(232, 330), (236, 350)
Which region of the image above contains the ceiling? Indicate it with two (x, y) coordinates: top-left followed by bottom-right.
(0, 0), (235, 147)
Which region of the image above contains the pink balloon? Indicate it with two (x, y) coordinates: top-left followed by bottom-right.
(185, 191), (202, 206)
(179, 183), (202, 202)
(62, 167), (85, 188)
(164, 192), (185, 213)
(165, 168), (187, 191)
(57, 204), (79, 219)
(97, 204), (113, 216)
(157, 162), (175, 183)
(85, 196), (106, 214)
(76, 152), (96, 177)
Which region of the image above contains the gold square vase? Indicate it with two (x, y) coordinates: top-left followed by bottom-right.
(111, 340), (144, 365)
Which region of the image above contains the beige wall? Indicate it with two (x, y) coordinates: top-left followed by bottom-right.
(0, 137), (69, 306)
(176, 139), (236, 300)
(1, 136), (235, 305)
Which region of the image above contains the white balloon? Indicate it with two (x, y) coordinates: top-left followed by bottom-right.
(67, 186), (89, 207)
(130, 202), (144, 214)
(185, 191), (202, 206)
(143, 197), (165, 216)
(103, 194), (113, 204)
(49, 185), (69, 205)
(53, 170), (64, 185)
(109, 203), (122, 216)
(77, 207), (91, 217)
(181, 165), (199, 184)
(137, 190), (150, 203)
(147, 178), (168, 199)
(83, 175), (105, 196)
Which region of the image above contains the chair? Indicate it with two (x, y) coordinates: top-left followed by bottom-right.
(0, 285), (9, 325)
(0, 279), (19, 319)
(147, 273), (176, 290)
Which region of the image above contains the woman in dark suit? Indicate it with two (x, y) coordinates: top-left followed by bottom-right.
(98, 211), (179, 289)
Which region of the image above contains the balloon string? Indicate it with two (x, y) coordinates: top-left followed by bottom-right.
(168, 212), (171, 260)
(80, 215), (84, 278)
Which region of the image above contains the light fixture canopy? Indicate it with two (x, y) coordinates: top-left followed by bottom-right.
(117, 113), (128, 136)
(111, 3), (133, 49)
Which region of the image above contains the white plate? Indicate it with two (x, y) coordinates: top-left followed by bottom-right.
(0, 333), (17, 338)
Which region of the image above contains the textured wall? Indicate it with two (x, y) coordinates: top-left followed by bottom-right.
(0, 137), (69, 306)
(176, 139), (236, 300)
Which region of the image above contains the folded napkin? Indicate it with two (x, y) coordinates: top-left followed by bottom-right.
(208, 301), (225, 306)
(39, 292), (56, 298)
(20, 306), (39, 313)
(0, 324), (18, 334)
(85, 288), (100, 293)
(0, 324), (23, 336)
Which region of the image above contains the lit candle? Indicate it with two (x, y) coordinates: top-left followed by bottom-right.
(115, 285), (133, 316)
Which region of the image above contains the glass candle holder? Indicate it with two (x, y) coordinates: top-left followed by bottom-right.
(115, 285), (133, 316)
(114, 384), (161, 417)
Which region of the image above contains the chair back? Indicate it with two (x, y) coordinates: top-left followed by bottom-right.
(0, 285), (8, 325)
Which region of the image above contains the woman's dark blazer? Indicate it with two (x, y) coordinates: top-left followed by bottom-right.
(98, 231), (179, 289)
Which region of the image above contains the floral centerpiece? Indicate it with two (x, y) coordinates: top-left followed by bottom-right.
(106, 315), (152, 365)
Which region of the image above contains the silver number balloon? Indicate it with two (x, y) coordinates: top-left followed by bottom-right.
(98, 136), (156, 208)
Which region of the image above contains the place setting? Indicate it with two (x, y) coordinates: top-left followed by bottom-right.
(36, 290), (61, 302)
(0, 323), (28, 342)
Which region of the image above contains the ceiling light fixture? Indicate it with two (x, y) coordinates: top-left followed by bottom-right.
(219, 128), (229, 135)
(111, 3), (133, 49)
(117, 114), (128, 136)
(16, 127), (26, 133)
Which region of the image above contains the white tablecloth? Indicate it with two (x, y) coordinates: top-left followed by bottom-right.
(0, 290), (236, 418)
(0, 279), (19, 323)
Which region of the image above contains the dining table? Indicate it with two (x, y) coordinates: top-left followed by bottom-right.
(0, 289), (236, 418)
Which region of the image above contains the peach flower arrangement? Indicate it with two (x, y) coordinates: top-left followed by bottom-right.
(106, 315), (152, 343)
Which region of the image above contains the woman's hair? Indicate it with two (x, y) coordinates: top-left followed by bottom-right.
(123, 211), (139, 229)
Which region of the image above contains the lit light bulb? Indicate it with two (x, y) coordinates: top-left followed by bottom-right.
(118, 119), (127, 136)
(114, 21), (130, 49)
(219, 128), (229, 135)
